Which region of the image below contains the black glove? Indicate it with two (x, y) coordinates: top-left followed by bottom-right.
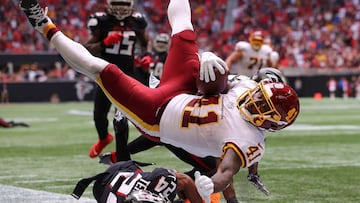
(247, 173), (270, 196)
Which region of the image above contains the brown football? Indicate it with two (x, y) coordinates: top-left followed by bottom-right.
(196, 69), (228, 96)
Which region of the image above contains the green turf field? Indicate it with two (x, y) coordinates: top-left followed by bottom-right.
(0, 98), (359, 203)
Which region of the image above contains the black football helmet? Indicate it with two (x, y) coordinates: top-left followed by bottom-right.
(251, 67), (288, 84)
(153, 33), (170, 53)
(107, 0), (134, 20)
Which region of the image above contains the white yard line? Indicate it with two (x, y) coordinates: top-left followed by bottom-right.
(286, 124), (360, 131)
(0, 184), (96, 203)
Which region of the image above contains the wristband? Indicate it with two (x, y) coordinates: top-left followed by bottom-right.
(43, 23), (59, 41)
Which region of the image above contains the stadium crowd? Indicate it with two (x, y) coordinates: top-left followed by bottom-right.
(1, 0), (360, 83)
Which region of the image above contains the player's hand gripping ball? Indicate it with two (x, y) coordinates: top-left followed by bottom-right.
(197, 52), (229, 96)
(197, 68), (228, 96)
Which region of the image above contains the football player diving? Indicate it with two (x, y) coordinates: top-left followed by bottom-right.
(20, 0), (300, 202)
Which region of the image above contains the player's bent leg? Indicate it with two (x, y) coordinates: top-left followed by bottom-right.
(113, 115), (131, 161)
(93, 87), (112, 139)
(167, 0), (193, 35)
(128, 135), (159, 154)
(21, 0), (162, 139)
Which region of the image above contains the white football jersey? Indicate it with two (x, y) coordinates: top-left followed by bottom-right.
(231, 41), (273, 76)
(159, 78), (265, 168)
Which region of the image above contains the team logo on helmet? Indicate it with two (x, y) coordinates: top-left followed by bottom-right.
(237, 81), (300, 132)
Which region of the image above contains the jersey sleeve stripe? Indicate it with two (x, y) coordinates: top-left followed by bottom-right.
(222, 142), (246, 168)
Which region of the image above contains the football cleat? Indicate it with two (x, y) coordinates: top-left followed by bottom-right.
(247, 173), (270, 196)
(89, 133), (114, 158)
(99, 151), (116, 165)
(20, 0), (49, 32)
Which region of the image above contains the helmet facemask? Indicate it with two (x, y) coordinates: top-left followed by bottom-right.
(238, 81), (299, 131)
(107, 0), (134, 20)
(153, 33), (170, 53)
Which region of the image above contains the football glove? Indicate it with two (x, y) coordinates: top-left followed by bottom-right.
(200, 51), (228, 83)
(139, 55), (152, 71)
(194, 171), (213, 203)
(247, 173), (270, 196)
(103, 32), (122, 46)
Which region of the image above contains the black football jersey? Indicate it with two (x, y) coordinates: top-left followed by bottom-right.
(87, 12), (147, 74)
(149, 51), (168, 79)
(94, 161), (178, 202)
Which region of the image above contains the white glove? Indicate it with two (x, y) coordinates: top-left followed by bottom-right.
(194, 171), (214, 203)
(200, 52), (228, 83)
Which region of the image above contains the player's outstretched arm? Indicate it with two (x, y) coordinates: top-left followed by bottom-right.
(195, 148), (242, 199)
(20, 0), (109, 80)
(225, 50), (243, 71)
(175, 172), (203, 203)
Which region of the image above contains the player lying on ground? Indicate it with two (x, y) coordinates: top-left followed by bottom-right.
(71, 160), (203, 203)
(20, 0), (300, 201)
(0, 118), (29, 128)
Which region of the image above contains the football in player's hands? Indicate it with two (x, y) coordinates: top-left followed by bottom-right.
(197, 68), (228, 96)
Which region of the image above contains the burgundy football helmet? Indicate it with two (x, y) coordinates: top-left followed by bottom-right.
(249, 30), (265, 51)
(237, 81), (300, 131)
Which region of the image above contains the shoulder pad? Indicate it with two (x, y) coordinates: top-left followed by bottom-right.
(132, 12), (145, 19)
(269, 51), (280, 64)
(129, 13), (148, 30)
(261, 44), (273, 52)
(235, 41), (250, 51)
(90, 12), (107, 18)
(87, 12), (107, 28)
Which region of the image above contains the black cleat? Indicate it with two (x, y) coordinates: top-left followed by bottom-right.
(20, 0), (48, 30)
(247, 173), (270, 196)
(99, 152), (114, 165)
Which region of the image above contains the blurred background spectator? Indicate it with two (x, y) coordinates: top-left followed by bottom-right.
(1, 0), (360, 83)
